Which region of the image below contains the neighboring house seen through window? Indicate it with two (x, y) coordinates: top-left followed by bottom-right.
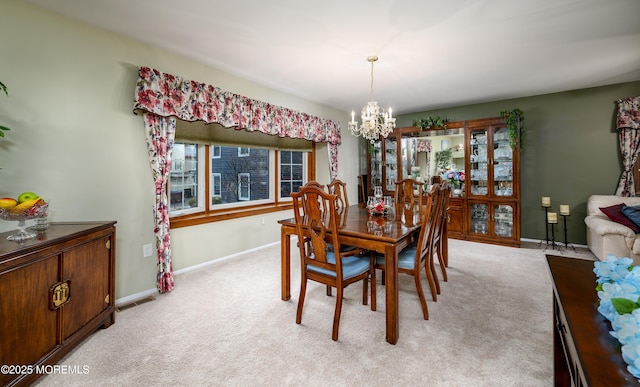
(169, 143), (310, 225)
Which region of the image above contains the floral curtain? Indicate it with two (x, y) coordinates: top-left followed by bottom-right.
(416, 138), (432, 183)
(143, 113), (176, 293)
(133, 67), (342, 291)
(615, 96), (640, 197)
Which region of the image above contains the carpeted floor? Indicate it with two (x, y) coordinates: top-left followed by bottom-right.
(34, 239), (595, 386)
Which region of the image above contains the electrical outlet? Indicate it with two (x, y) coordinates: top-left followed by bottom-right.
(261, 218), (265, 225)
(143, 244), (153, 258)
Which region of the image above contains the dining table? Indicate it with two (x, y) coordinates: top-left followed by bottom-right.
(278, 204), (422, 345)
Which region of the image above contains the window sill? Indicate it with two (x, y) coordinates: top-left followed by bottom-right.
(170, 202), (294, 229)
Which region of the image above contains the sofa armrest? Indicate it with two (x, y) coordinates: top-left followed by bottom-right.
(585, 214), (637, 249)
(585, 215), (635, 236)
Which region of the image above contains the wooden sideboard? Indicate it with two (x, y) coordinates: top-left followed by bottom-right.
(0, 221), (116, 387)
(546, 254), (636, 386)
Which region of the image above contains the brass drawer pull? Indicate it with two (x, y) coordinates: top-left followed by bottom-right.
(49, 280), (71, 310)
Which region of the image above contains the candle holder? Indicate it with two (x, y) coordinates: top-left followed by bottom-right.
(544, 221), (562, 251)
(538, 205), (550, 247)
(561, 214), (576, 251)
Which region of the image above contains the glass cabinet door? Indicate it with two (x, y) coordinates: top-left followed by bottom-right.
(384, 137), (397, 191)
(470, 202), (489, 235)
(492, 126), (514, 198)
(469, 128), (488, 197)
(493, 203), (514, 238)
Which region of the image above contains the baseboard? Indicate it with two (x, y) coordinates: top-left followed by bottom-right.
(520, 237), (588, 249)
(114, 240), (282, 307)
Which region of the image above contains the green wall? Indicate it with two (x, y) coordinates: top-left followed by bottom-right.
(396, 81), (640, 245)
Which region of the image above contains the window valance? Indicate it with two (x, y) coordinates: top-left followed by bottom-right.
(133, 66), (341, 145)
(617, 96), (640, 131)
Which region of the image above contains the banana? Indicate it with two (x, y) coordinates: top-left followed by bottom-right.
(10, 197), (41, 213)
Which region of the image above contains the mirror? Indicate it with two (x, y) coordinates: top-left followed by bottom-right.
(400, 126), (465, 184)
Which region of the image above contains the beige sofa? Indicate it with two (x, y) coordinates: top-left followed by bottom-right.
(585, 194), (640, 264)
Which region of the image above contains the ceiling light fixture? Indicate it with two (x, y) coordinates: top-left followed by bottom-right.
(348, 56), (396, 143)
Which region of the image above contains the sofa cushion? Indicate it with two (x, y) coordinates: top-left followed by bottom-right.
(600, 203), (640, 233)
(623, 205), (640, 228)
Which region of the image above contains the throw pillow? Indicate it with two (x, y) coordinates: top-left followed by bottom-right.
(622, 205), (640, 230)
(600, 203), (640, 233)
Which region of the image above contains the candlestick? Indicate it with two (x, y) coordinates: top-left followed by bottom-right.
(559, 204), (570, 216)
(541, 196), (551, 207)
(547, 212), (558, 224)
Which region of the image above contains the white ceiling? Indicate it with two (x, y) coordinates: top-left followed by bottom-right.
(25, 0), (640, 115)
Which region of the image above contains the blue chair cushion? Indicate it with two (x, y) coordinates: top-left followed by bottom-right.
(375, 242), (418, 270)
(308, 251), (371, 280)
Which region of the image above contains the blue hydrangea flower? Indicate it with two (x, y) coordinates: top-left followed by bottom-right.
(611, 312), (640, 346)
(594, 254), (634, 284)
(622, 342), (640, 378)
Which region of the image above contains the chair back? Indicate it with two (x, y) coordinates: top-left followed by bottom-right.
(394, 178), (424, 219)
(433, 182), (451, 245)
(291, 185), (342, 275)
(414, 183), (442, 266)
(327, 179), (349, 210)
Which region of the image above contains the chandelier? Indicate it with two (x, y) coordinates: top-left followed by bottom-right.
(348, 56), (396, 143)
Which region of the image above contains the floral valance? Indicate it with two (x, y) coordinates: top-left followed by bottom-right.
(133, 66), (341, 145)
(617, 96), (640, 131)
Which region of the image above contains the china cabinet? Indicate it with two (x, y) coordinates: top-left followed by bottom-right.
(365, 116), (520, 247)
(0, 221), (116, 387)
(466, 118), (520, 246)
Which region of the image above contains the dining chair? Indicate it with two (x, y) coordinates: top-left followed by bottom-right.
(326, 179), (362, 296)
(291, 185), (376, 341)
(394, 178), (425, 220)
(427, 182), (450, 297)
(374, 183), (441, 320)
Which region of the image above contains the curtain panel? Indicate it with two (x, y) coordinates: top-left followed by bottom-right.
(133, 66), (343, 291)
(615, 96), (640, 197)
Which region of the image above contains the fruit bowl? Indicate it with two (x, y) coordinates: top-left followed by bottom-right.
(0, 201), (49, 241)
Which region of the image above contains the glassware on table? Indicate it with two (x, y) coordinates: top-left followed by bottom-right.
(29, 200), (50, 231)
(0, 201), (49, 242)
(374, 186), (383, 201)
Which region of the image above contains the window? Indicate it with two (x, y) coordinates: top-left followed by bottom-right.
(169, 143), (312, 227)
(212, 145), (221, 159)
(280, 151), (305, 199)
(238, 173), (250, 200)
(169, 144), (201, 213)
(211, 173), (221, 203)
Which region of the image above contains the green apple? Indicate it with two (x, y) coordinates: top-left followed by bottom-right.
(17, 191), (38, 203)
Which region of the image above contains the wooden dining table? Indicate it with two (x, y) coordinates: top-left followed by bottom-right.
(278, 205), (422, 345)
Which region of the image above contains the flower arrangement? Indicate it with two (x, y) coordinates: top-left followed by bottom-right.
(594, 255), (640, 379)
(443, 170), (465, 189)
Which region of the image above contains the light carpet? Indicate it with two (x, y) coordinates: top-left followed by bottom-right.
(34, 239), (595, 387)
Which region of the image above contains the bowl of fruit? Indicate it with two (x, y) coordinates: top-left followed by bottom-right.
(0, 192), (49, 241)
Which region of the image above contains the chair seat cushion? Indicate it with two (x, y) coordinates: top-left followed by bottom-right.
(308, 252), (370, 279)
(375, 242), (418, 270)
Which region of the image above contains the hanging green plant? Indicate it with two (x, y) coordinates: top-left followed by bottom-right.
(0, 81), (11, 137)
(435, 148), (453, 173)
(499, 108), (525, 150)
(413, 116), (448, 130)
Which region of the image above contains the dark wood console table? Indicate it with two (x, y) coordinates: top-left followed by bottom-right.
(0, 221), (116, 387)
(546, 254), (636, 386)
